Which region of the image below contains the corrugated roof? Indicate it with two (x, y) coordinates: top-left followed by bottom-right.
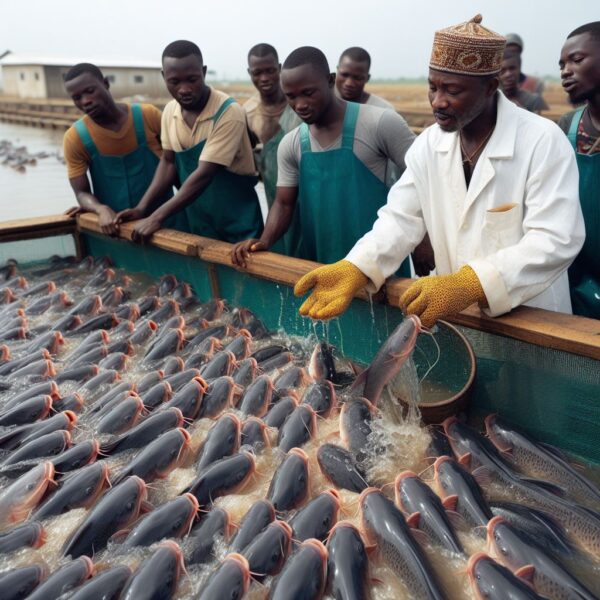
(0, 54), (161, 69)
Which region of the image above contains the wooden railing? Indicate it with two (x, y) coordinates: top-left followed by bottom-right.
(1, 213), (598, 360)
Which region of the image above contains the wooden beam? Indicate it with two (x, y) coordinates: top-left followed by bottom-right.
(0, 214), (76, 242)
(196, 237), (385, 303)
(77, 214), (198, 256)
(384, 278), (600, 360)
(75, 213), (600, 360)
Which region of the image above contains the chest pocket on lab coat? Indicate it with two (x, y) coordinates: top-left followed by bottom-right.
(482, 203), (522, 251)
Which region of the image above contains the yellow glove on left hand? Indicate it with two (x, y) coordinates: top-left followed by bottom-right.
(294, 260), (368, 320)
(400, 265), (486, 328)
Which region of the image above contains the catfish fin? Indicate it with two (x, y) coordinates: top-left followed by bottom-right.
(442, 495), (459, 512)
(514, 564), (535, 584)
(109, 529), (129, 544)
(471, 466), (492, 487)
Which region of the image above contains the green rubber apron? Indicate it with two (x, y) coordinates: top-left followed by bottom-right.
(257, 128), (281, 208)
(258, 104), (301, 206)
(74, 104), (186, 229)
(296, 101), (410, 275)
(567, 107), (600, 319)
(173, 97), (263, 243)
(259, 105), (302, 255)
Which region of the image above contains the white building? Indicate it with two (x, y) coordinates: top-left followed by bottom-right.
(0, 54), (166, 99)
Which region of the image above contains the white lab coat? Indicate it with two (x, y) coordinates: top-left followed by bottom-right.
(347, 92), (585, 316)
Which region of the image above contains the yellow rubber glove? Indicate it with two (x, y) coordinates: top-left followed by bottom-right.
(294, 260), (369, 320)
(400, 265), (486, 328)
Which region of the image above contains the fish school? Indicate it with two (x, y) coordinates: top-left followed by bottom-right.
(0, 14), (599, 600)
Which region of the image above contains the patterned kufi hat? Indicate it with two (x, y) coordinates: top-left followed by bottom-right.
(430, 14), (506, 76)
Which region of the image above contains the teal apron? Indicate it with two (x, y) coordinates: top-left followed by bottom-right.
(74, 104), (186, 230)
(257, 127), (282, 208)
(173, 97), (263, 243)
(567, 107), (600, 319)
(296, 101), (410, 275)
(258, 105), (302, 255)
(258, 104), (301, 206)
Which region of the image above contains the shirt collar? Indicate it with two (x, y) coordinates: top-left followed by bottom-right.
(171, 87), (219, 123)
(434, 91), (517, 159)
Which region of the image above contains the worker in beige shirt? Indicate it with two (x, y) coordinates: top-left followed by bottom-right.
(244, 43), (301, 208)
(116, 40), (263, 244)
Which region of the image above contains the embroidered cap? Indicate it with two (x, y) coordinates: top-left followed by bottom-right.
(430, 14), (506, 76)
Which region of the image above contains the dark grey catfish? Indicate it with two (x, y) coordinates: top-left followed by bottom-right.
(269, 539), (328, 600)
(0, 395), (52, 427)
(467, 553), (544, 600)
(339, 398), (375, 463)
(490, 501), (575, 558)
(278, 404), (317, 452)
(69, 565), (131, 600)
(0, 522), (45, 554)
(197, 554), (250, 600)
(101, 407), (184, 455)
(113, 427), (190, 484)
(487, 516), (598, 600)
(350, 315), (421, 405)
(3, 430), (71, 466)
(0, 564), (47, 600)
(264, 395), (298, 429)
(302, 381), (337, 417)
(395, 470), (464, 555)
(197, 413), (241, 471)
(120, 493), (198, 549)
(120, 541), (185, 600)
(27, 556), (94, 600)
(267, 448), (310, 512)
(486, 414), (600, 507)
(140, 381), (171, 411)
(239, 374), (273, 417)
(96, 395), (144, 435)
(444, 417), (600, 558)
(327, 522), (371, 600)
(198, 376), (235, 418)
(433, 455), (493, 529)
(308, 341), (337, 382)
(241, 417), (270, 450)
(289, 489), (340, 542)
(34, 462), (110, 520)
(186, 451), (255, 506)
(317, 443), (368, 493)
(242, 520), (293, 582)
(161, 378), (205, 420)
(187, 506), (231, 565)
(360, 488), (448, 600)
(62, 476), (147, 558)
(144, 328), (185, 363)
(230, 498), (275, 552)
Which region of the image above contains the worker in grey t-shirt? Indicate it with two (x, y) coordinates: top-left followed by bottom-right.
(335, 46), (396, 109)
(231, 46), (416, 274)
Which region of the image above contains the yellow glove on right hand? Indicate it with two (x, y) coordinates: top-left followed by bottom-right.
(294, 260), (369, 320)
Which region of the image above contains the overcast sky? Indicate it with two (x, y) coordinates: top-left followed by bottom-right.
(0, 0), (596, 79)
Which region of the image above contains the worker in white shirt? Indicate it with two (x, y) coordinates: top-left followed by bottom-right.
(295, 15), (585, 327)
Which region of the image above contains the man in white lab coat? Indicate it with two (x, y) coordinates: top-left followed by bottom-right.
(294, 15), (585, 327)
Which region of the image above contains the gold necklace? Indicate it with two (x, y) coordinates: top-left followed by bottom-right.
(460, 126), (495, 165)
